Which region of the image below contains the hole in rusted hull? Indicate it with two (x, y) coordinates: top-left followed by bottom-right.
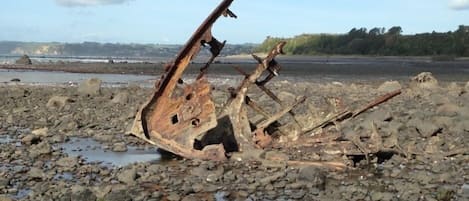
(171, 114), (179, 124)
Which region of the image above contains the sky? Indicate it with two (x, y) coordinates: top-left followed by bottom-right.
(0, 0), (468, 44)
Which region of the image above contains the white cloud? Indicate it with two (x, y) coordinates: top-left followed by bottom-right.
(449, 0), (469, 10)
(55, 0), (133, 7)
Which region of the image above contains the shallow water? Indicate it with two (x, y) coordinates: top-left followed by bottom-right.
(0, 69), (155, 87)
(60, 138), (161, 167)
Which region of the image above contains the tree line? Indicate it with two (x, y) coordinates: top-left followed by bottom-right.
(255, 25), (469, 57)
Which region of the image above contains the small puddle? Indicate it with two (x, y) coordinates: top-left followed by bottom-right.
(60, 138), (161, 167)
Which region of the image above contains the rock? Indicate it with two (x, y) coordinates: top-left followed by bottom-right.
(29, 141), (52, 158)
(111, 92), (129, 104)
(10, 78), (20, 82)
(297, 166), (326, 186)
(278, 91), (296, 103)
(407, 118), (441, 137)
(264, 151), (289, 161)
(117, 168), (137, 185)
(56, 156), (79, 169)
(365, 109), (393, 122)
(371, 192), (394, 201)
(15, 55), (32, 65)
(429, 94), (450, 106)
(28, 167), (45, 180)
(0, 178), (10, 188)
(32, 127), (49, 137)
(436, 103), (459, 117)
(261, 159), (288, 169)
(21, 134), (41, 145)
(71, 185), (97, 201)
(259, 172), (285, 185)
(465, 81), (469, 92)
(167, 192), (180, 201)
(410, 72), (439, 89)
(78, 78), (102, 96)
(112, 142), (128, 152)
(104, 189), (132, 201)
(91, 185), (112, 199)
(377, 81), (402, 93)
(192, 183), (204, 193)
(46, 96), (72, 109)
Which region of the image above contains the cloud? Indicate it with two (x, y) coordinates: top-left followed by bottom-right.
(55, 0), (133, 7)
(449, 0), (469, 10)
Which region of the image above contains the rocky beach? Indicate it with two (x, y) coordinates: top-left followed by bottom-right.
(0, 64), (468, 200)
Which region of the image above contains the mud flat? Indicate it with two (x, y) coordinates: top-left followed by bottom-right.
(0, 72), (468, 200)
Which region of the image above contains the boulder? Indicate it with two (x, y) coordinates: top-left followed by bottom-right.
(377, 81), (402, 93)
(78, 78), (102, 96)
(46, 96), (72, 109)
(410, 72), (439, 89)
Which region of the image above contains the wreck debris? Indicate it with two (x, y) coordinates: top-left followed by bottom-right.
(304, 89), (402, 134)
(129, 0), (403, 167)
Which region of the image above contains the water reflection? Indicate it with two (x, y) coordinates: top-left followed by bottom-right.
(61, 138), (161, 167)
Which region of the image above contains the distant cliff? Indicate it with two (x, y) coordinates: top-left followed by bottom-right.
(0, 41), (256, 57)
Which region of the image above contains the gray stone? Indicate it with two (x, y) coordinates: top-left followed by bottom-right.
(192, 183), (204, 193)
(407, 118), (441, 137)
(56, 156), (79, 169)
(465, 81), (469, 92)
(436, 104), (459, 117)
(117, 168), (137, 185)
(112, 142), (128, 152)
(29, 141), (52, 158)
(28, 167), (45, 180)
(46, 96), (72, 109)
(167, 192), (180, 201)
(78, 78), (102, 96)
(92, 185), (112, 199)
(297, 166), (326, 186)
(377, 81), (402, 93)
(71, 185), (97, 201)
(0, 178), (10, 188)
(259, 172), (285, 185)
(261, 159), (287, 169)
(21, 134), (41, 145)
(111, 92), (129, 104)
(104, 189), (132, 201)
